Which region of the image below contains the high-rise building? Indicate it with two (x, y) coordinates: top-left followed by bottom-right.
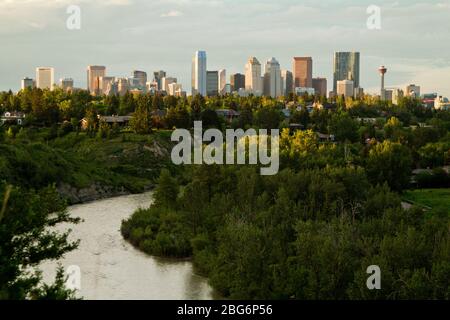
(21, 77), (34, 90)
(218, 69), (226, 95)
(87, 66), (106, 95)
(153, 70), (166, 91)
(333, 52), (360, 93)
(312, 77), (327, 97)
(133, 70), (147, 88)
(230, 73), (245, 92)
(60, 78), (74, 91)
(99, 76), (115, 95)
(281, 70), (293, 96)
(206, 71), (219, 96)
(263, 58), (282, 98)
(36, 67), (54, 90)
(337, 79), (354, 98)
(293, 57), (313, 89)
(405, 84), (421, 98)
(245, 57), (262, 96)
(168, 83), (183, 96)
(161, 77), (177, 93)
(117, 77), (129, 96)
(192, 51), (207, 96)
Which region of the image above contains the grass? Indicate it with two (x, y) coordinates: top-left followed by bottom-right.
(403, 188), (450, 214)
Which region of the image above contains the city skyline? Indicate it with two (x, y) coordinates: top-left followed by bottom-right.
(1, 0), (449, 97)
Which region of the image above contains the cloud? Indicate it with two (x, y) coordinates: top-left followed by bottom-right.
(160, 10), (183, 18)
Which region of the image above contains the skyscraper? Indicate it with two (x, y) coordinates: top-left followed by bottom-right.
(312, 78), (327, 97)
(263, 58), (282, 98)
(230, 73), (245, 92)
(87, 66), (106, 95)
(281, 70), (293, 96)
(192, 51), (207, 96)
(206, 71), (219, 96)
(218, 69), (226, 95)
(161, 77), (177, 93)
(153, 70), (166, 91)
(293, 57), (312, 89)
(133, 70), (147, 88)
(60, 78), (74, 92)
(21, 77), (34, 90)
(333, 52), (360, 93)
(245, 57), (262, 96)
(405, 84), (421, 98)
(36, 67), (54, 90)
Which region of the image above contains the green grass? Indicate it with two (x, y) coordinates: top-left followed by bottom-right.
(404, 188), (450, 214)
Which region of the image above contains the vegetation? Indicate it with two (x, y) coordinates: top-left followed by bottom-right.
(1, 87), (449, 299)
(404, 189), (450, 213)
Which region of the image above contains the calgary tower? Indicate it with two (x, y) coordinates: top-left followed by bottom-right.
(379, 65), (387, 101)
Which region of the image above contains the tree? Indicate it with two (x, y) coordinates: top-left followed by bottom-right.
(130, 104), (152, 134)
(366, 140), (413, 191)
(0, 183), (80, 299)
(330, 113), (359, 143)
(153, 169), (178, 209)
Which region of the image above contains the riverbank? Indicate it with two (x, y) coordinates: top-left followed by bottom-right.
(0, 130), (175, 204)
(40, 192), (215, 300)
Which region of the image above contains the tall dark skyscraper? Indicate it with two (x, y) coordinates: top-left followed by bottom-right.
(230, 73), (245, 92)
(333, 52), (360, 93)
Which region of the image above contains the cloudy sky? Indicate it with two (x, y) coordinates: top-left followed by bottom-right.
(1, 0), (449, 96)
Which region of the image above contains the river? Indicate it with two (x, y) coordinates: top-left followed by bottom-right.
(40, 192), (215, 300)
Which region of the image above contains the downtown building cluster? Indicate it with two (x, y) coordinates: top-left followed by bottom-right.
(19, 51), (449, 110)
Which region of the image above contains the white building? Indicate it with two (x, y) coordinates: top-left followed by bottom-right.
(192, 51), (207, 96)
(245, 57), (262, 96)
(434, 96), (450, 110)
(168, 83), (183, 96)
(36, 67), (54, 90)
(161, 77), (177, 93)
(263, 58), (282, 98)
(218, 69), (226, 95)
(337, 80), (354, 98)
(392, 88), (404, 105)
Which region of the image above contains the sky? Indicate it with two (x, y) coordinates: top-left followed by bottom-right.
(0, 0), (450, 97)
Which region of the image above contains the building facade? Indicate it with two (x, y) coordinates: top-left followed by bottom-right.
(192, 51), (207, 96)
(218, 69), (226, 95)
(281, 70), (293, 96)
(206, 71), (219, 96)
(333, 52), (360, 94)
(245, 57), (262, 96)
(293, 57), (313, 89)
(87, 66), (106, 95)
(21, 77), (34, 90)
(230, 73), (245, 92)
(312, 77), (327, 97)
(263, 58), (282, 98)
(60, 78), (74, 91)
(337, 79), (354, 98)
(36, 67), (54, 90)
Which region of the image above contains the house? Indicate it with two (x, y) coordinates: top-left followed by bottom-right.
(80, 115), (133, 130)
(1, 111), (26, 125)
(216, 109), (240, 122)
(98, 115), (133, 126)
(317, 132), (335, 142)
